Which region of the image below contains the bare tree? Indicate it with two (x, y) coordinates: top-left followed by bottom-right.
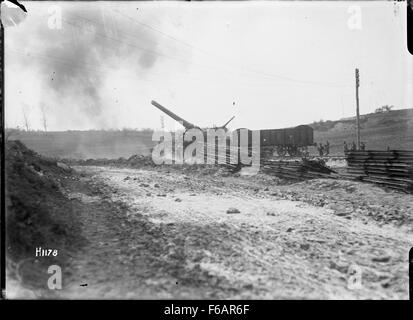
(383, 105), (394, 112)
(40, 105), (48, 132)
(375, 105), (394, 113)
(22, 107), (29, 131)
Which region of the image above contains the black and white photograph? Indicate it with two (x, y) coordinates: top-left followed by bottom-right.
(1, 0), (413, 301)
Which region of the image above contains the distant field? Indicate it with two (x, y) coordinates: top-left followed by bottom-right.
(6, 130), (156, 159)
(6, 108), (413, 159)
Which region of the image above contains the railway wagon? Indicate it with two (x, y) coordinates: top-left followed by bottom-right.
(238, 125), (314, 157)
(260, 125), (313, 147)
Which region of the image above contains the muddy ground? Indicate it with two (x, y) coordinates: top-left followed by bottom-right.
(7, 160), (412, 299)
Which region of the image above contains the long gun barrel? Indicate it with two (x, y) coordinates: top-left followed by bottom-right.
(151, 100), (196, 130)
(221, 116), (235, 129)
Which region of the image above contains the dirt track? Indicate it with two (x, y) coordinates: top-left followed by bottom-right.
(36, 165), (410, 300)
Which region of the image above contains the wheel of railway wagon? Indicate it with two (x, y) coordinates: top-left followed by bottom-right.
(276, 146), (286, 156)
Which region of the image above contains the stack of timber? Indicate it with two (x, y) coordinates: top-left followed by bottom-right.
(260, 158), (337, 180)
(346, 150), (413, 192)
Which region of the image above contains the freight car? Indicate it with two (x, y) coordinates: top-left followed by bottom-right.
(246, 125), (314, 157)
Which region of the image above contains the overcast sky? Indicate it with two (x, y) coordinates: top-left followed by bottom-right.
(4, 1), (412, 131)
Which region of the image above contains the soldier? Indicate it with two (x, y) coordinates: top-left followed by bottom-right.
(360, 141), (366, 151)
(304, 146), (310, 158)
(343, 141), (348, 153)
(325, 141), (330, 155)
(351, 141), (357, 151)
(318, 143), (324, 156)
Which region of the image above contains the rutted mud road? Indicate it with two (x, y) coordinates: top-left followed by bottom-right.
(57, 165), (413, 299)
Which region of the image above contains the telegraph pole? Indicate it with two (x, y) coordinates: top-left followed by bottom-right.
(355, 68), (360, 149)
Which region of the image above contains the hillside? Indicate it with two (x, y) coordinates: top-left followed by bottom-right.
(6, 108), (413, 159)
(5, 141), (85, 294)
(311, 108), (413, 155)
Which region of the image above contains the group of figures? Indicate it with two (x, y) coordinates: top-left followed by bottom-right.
(344, 141), (366, 153)
(317, 141), (330, 157)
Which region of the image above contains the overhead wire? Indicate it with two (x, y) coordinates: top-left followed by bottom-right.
(112, 9), (353, 88)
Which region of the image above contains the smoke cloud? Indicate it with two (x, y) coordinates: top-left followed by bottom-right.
(8, 3), (167, 129)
